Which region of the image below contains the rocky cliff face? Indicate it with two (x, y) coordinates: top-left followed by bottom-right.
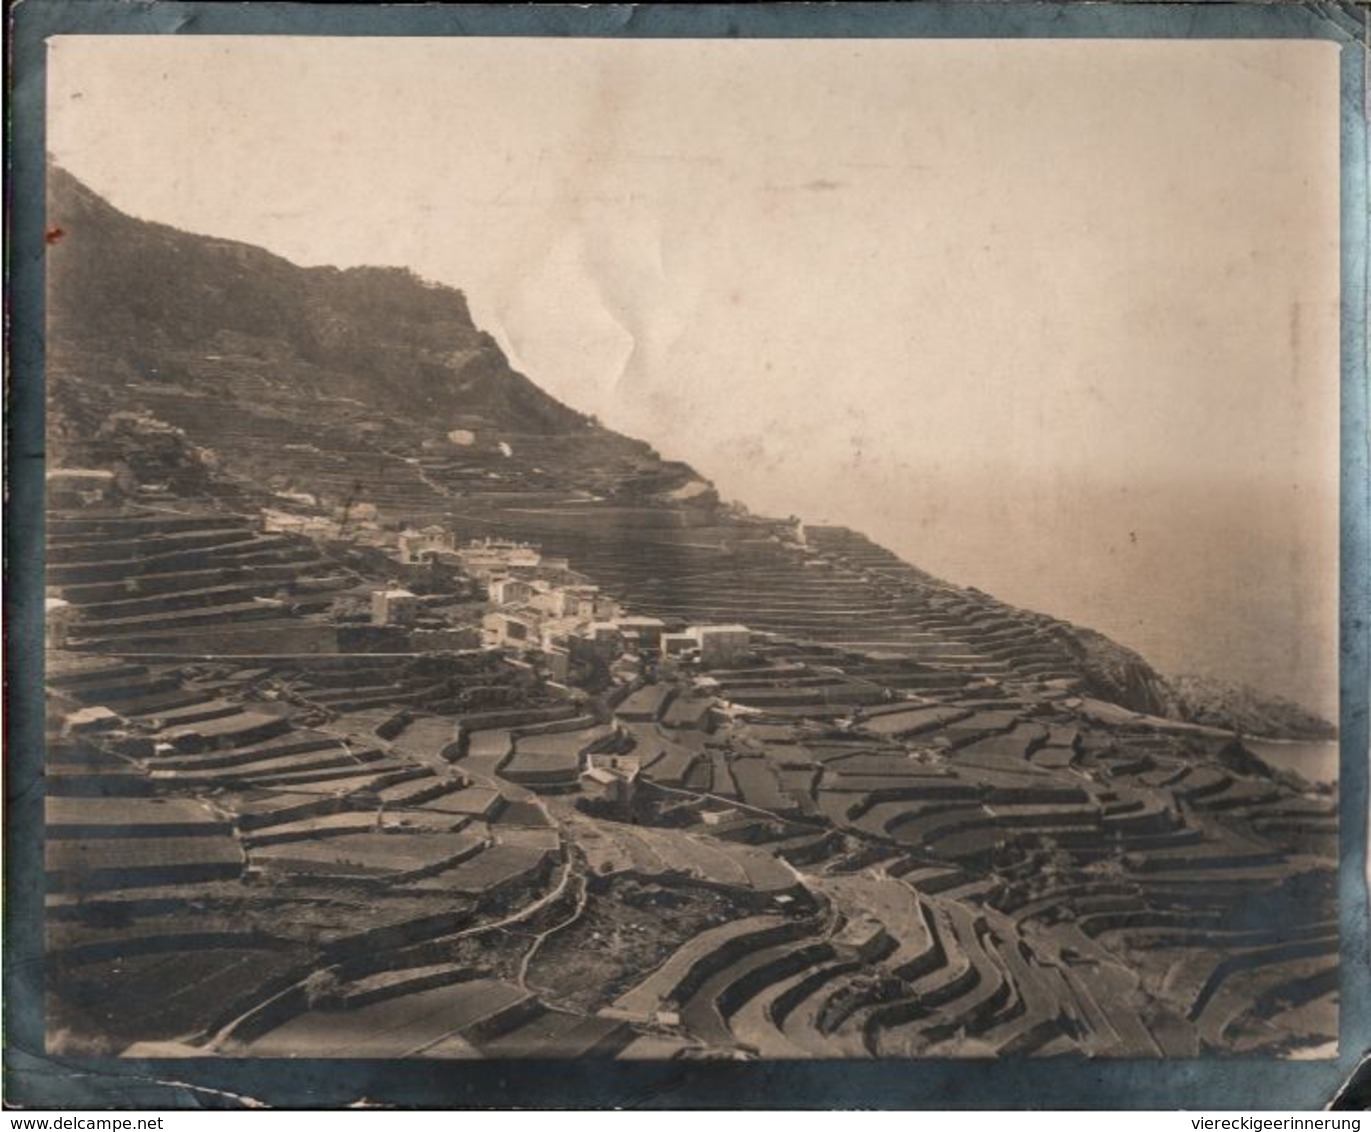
(46, 166), (595, 436)
(1169, 674), (1337, 741)
(1045, 625), (1179, 719)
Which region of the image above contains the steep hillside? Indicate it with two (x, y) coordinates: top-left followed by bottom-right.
(42, 166), (1331, 735)
(37, 167), (1339, 1065)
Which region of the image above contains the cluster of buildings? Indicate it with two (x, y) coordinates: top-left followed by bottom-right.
(262, 508), (345, 541)
(481, 577), (621, 684)
(263, 500), (394, 550)
(484, 594), (752, 672)
(397, 530), (573, 579)
(575, 619), (752, 665)
(476, 544), (754, 675)
(255, 508), (757, 676)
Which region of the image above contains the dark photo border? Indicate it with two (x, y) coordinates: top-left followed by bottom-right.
(6, 1), (1368, 1110)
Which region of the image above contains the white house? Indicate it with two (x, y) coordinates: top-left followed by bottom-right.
(689, 624), (751, 664)
(660, 624), (751, 664)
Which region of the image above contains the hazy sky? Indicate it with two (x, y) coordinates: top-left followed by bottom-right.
(47, 36), (1341, 714)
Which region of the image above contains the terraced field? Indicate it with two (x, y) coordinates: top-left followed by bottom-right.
(44, 642), (574, 1051)
(49, 507), (356, 655)
(46, 591), (1337, 1060)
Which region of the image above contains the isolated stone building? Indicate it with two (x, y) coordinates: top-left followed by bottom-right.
(371, 587), (420, 626)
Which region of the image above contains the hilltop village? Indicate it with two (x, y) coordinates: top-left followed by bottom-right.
(41, 167), (1338, 1061)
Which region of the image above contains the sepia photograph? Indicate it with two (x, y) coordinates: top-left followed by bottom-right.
(12, 8), (1362, 1104)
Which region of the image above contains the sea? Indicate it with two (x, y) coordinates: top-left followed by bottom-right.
(1242, 739), (1340, 787)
